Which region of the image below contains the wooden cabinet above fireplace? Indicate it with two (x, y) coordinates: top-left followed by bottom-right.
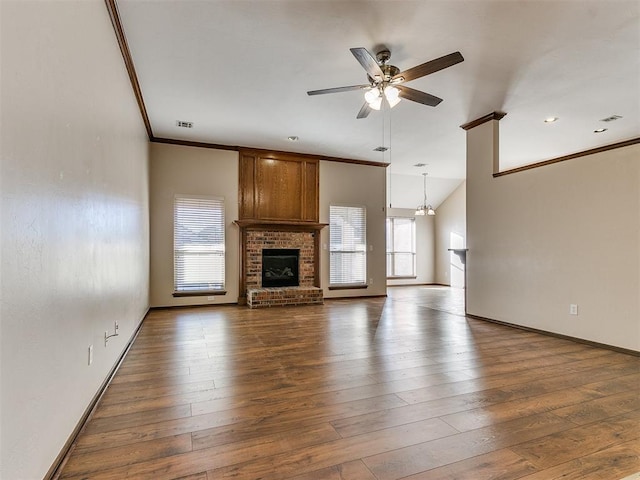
(239, 149), (319, 223)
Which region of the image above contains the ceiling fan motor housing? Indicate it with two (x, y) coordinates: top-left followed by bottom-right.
(376, 49), (391, 64)
(368, 65), (400, 86)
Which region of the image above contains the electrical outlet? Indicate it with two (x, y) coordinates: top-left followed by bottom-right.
(88, 344), (93, 365)
(569, 304), (578, 315)
(207, 296), (216, 301)
(114, 320), (119, 333)
(369, 277), (373, 285)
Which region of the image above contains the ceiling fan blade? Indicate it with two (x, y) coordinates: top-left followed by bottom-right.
(356, 102), (372, 119)
(307, 84), (370, 96)
(396, 85), (443, 106)
(393, 51), (464, 83)
(350, 47), (384, 79)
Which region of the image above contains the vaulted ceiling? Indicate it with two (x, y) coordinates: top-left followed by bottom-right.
(116, 0), (639, 208)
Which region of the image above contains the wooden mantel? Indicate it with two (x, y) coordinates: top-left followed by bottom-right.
(234, 219), (327, 231)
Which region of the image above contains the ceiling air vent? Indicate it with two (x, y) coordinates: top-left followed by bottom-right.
(600, 115), (622, 123)
(176, 120), (193, 128)
(374, 146), (388, 152)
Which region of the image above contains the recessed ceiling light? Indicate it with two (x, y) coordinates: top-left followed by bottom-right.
(287, 136), (299, 142)
(594, 128), (608, 133)
(544, 117), (558, 123)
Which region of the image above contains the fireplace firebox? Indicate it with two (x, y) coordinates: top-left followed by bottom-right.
(261, 249), (299, 288)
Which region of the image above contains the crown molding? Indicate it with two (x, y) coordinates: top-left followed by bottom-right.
(460, 111), (507, 131)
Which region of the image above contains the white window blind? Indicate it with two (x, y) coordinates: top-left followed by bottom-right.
(386, 217), (416, 277)
(329, 205), (367, 286)
(174, 195), (225, 293)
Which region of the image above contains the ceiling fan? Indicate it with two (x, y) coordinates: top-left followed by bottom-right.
(307, 47), (464, 118)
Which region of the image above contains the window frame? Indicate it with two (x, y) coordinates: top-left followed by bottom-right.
(173, 194), (227, 297)
(386, 216), (417, 279)
(328, 204), (368, 289)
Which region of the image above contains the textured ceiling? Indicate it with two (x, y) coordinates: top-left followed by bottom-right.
(117, 0), (639, 208)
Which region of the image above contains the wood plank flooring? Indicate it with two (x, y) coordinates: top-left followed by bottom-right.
(58, 286), (640, 480)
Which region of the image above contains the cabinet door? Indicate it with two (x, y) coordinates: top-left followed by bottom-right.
(239, 150), (319, 222)
(256, 157), (303, 220)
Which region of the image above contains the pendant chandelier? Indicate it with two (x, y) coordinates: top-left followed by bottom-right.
(415, 172), (435, 216)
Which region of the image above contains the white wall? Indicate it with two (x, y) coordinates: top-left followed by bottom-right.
(434, 182), (467, 286)
(387, 208), (435, 286)
(320, 162), (387, 298)
(149, 143), (239, 307)
(0, 1), (150, 478)
(466, 120), (640, 351)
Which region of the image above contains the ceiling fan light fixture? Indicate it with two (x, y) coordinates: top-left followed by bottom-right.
(369, 96), (383, 110)
(384, 86), (401, 108)
(387, 96), (401, 108)
(364, 88), (380, 104)
(384, 85), (399, 99)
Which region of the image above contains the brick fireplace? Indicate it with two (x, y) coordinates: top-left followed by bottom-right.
(235, 220), (326, 308)
(235, 149), (326, 308)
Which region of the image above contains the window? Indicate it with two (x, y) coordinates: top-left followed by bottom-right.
(173, 195), (225, 295)
(386, 217), (416, 278)
(329, 205), (367, 286)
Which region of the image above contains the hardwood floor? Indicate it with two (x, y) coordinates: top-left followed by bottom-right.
(58, 286), (640, 480)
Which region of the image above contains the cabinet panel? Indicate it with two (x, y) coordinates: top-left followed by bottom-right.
(238, 149), (319, 222)
(256, 158), (302, 220)
(239, 154), (256, 219)
(303, 161), (318, 221)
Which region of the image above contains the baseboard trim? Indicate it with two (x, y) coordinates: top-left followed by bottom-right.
(46, 308), (150, 480)
(466, 314), (640, 357)
(149, 302), (239, 311)
(324, 294), (388, 301)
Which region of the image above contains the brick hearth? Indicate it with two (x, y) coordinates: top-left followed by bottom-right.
(247, 286), (323, 308)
